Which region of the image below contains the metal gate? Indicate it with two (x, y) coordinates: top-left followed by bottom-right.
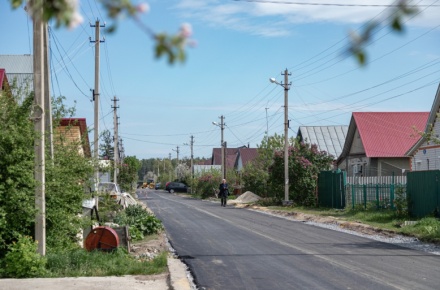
(317, 170), (346, 209)
(407, 170), (440, 218)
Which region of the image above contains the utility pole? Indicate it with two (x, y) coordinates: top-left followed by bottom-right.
(173, 146), (180, 164)
(220, 116), (225, 180)
(33, 4), (46, 256)
(112, 96), (119, 183)
(190, 135), (194, 179)
(90, 19), (105, 187)
(43, 24), (53, 160)
(282, 69), (291, 205)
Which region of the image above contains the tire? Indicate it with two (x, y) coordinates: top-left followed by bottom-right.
(170, 189), (175, 193)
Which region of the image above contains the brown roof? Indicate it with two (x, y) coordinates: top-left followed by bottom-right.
(237, 148), (258, 167)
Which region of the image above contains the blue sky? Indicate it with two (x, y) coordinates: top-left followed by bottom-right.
(1, 0), (440, 160)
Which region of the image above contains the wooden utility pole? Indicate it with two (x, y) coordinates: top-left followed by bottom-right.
(112, 96), (119, 183)
(33, 4), (46, 256)
(90, 20), (105, 186)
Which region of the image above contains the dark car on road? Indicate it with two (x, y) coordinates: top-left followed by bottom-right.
(155, 182), (161, 190)
(166, 182), (188, 193)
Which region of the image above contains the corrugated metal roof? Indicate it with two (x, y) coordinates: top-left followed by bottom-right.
(0, 55), (33, 73)
(353, 112), (429, 157)
(298, 126), (348, 159)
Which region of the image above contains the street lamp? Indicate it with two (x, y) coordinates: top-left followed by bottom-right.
(212, 116), (226, 179)
(270, 69), (291, 205)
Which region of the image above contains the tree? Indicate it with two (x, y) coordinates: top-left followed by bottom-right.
(99, 129), (114, 160)
(118, 156), (141, 191)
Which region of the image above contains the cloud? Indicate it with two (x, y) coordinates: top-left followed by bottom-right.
(173, 0), (440, 37)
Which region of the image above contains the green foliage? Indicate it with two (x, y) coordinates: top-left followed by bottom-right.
(114, 205), (163, 241)
(45, 247), (167, 277)
(99, 129), (114, 160)
(194, 170), (222, 198)
(1, 235), (48, 278)
(394, 185), (408, 218)
(118, 156), (141, 192)
(401, 217), (440, 243)
(0, 93), (36, 257)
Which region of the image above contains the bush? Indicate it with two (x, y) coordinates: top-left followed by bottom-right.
(1, 235), (47, 278)
(114, 205), (163, 241)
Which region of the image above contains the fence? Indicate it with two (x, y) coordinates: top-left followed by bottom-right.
(407, 170), (440, 218)
(318, 171), (346, 209)
(346, 176), (406, 209)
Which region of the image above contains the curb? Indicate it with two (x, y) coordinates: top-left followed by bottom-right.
(167, 256), (192, 290)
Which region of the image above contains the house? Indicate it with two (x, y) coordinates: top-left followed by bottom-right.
(297, 125), (348, 161)
(407, 84), (440, 170)
(0, 68), (11, 94)
(0, 55), (33, 103)
(55, 118), (91, 158)
(235, 147), (259, 172)
(211, 146), (259, 172)
(337, 112), (428, 177)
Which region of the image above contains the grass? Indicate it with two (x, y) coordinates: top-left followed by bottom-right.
(45, 247), (167, 277)
(266, 205), (440, 244)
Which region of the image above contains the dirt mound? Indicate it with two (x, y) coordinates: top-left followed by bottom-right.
(230, 191), (261, 204)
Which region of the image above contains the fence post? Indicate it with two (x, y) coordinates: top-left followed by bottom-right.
(391, 172), (395, 209)
(363, 184), (367, 209)
(352, 184), (355, 209)
(376, 184), (379, 209)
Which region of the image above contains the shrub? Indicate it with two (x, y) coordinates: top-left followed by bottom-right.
(114, 205), (163, 241)
(1, 235), (47, 278)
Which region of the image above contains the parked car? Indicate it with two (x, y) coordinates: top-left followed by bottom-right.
(155, 182), (161, 190)
(166, 182), (188, 193)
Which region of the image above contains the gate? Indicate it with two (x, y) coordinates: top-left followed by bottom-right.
(407, 170), (440, 218)
(317, 170), (346, 209)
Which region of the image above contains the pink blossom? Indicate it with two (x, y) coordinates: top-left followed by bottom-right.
(136, 3), (150, 13)
(180, 23), (192, 38)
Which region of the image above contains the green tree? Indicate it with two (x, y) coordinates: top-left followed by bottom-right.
(99, 129), (114, 160)
(118, 156), (141, 192)
(0, 92), (36, 257)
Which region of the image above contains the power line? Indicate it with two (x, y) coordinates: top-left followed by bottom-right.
(232, 0), (440, 7)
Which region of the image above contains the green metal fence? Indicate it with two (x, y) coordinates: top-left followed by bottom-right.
(407, 170), (440, 218)
(317, 170), (346, 209)
(347, 183), (400, 209)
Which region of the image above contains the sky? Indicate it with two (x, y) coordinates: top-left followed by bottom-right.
(1, 0), (440, 161)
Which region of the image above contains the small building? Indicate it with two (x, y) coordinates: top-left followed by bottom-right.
(0, 55), (33, 103)
(407, 84), (440, 170)
(337, 112), (428, 177)
(297, 125), (348, 169)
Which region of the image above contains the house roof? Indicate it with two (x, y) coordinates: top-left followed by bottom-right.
(0, 55), (34, 101)
(58, 118), (91, 158)
(0, 68), (7, 90)
(211, 147), (240, 166)
(237, 148), (258, 167)
(297, 126), (348, 159)
(338, 112), (428, 161)
(407, 84), (440, 156)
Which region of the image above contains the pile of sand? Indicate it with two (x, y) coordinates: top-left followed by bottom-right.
(229, 191), (261, 204)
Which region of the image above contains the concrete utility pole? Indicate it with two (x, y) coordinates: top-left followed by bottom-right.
(112, 96), (119, 183)
(220, 116), (225, 180)
(282, 69), (291, 205)
(190, 135), (194, 179)
(173, 146), (180, 164)
(90, 19), (105, 186)
(43, 24), (53, 160)
(269, 69), (291, 205)
(33, 5), (46, 256)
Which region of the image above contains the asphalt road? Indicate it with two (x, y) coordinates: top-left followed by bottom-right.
(144, 191), (440, 290)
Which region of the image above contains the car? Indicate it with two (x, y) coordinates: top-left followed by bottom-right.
(166, 182), (188, 193)
(155, 182), (161, 190)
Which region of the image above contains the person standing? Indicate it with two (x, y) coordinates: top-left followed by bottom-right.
(219, 179), (229, 207)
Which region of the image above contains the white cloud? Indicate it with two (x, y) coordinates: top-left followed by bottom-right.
(173, 0), (440, 37)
